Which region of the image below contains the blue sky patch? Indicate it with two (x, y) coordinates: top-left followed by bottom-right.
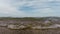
(18, 6), (36, 13)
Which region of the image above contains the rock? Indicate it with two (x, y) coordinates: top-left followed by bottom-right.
(0, 24), (7, 27)
(8, 25), (20, 29)
(7, 25), (26, 30)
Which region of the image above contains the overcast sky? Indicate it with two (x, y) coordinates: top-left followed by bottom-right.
(0, 0), (60, 17)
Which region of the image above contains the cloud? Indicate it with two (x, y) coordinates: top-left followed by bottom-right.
(0, 0), (27, 17)
(0, 0), (60, 17)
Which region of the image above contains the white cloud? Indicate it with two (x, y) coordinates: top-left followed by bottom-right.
(0, 0), (28, 17)
(0, 0), (59, 17)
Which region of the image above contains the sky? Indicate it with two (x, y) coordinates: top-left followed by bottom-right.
(0, 0), (60, 17)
